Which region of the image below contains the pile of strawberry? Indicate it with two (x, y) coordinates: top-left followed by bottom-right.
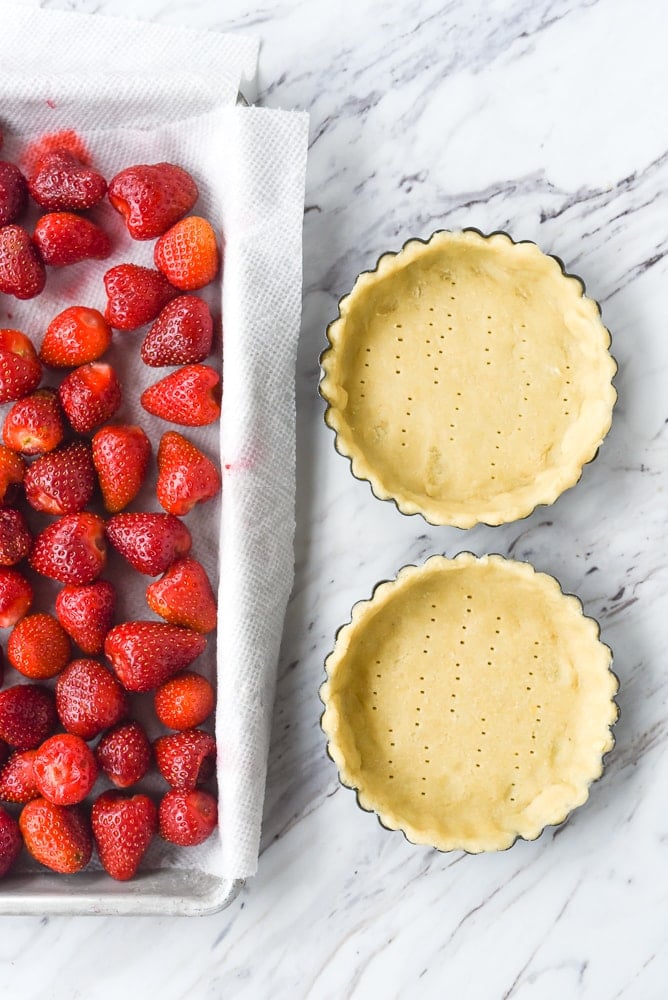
(0, 129), (223, 882)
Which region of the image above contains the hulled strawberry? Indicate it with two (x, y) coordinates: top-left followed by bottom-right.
(55, 580), (115, 655)
(159, 789), (217, 847)
(140, 364), (221, 426)
(0, 750), (39, 803)
(154, 673), (215, 732)
(92, 425), (151, 514)
(0, 226), (46, 299)
(104, 621), (206, 692)
(33, 212), (111, 267)
(20, 798), (92, 874)
(147, 558), (217, 634)
(92, 791), (157, 881)
(0, 509), (32, 565)
(0, 685), (57, 749)
(33, 733), (98, 806)
(105, 512), (191, 576)
(58, 362), (122, 434)
(8, 612), (71, 680)
(0, 568), (33, 627)
(28, 148), (106, 211)
(140, 295), (213, 367)
(30, 512), (107, 584)
(0, 329), (42, 402)
(95, 721), (151, 789)
(55, 658), (128, 740)
(154, 729), (216, 790)
(24, 440), (96, 515)
(156, 431), (221, 516)
(108, 162), (198, 240)
(154, 216), (220, 290)
(0, 445), (25, 504)
(0, 162), (28, 227)
(103, 264), (178, 331)
(3, 387), (64, 454)
(40, 307), (112, 368)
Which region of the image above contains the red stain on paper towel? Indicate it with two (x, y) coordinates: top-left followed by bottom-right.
(21, 129), (91, 174)
(45, 99), (57, 110)
(224, 449), (259, 474)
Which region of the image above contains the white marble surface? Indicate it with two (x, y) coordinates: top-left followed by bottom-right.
(4, 0), (668, 996)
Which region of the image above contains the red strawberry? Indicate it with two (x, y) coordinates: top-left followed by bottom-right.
(0, 750), (39, 803)
(33, 212), (111, 267)
(55, 580), (115, 655)
(92, 791), (157, 881)
(147, 557), (217, 634)
(40, 306), (112, 368)
(0, 684), (57, 749)
(105, 512), (191, 576)
(159, 789), (217, 847)
(141, 364), (221, 426)
(154, 216), (220, 291)
(156, 431), (221, 517)
(24, 440), (96, 515)
(104, 621), (206, 692)
(92, 425), (151, 514)
(3, 387), (65, 454)
(30, 512), (107, 584)
(154, 672), (215, 731)
(59, 362), (122, 433)
(0, 329), (42, 403)
(0, 162), (28, 226)
(33, 733), (98, 806)
(0, 509), (32, 565)
(0, 444), (25, 504)
(108, 162), (198, 240)
(27, 149), (106, 211)
(0, 568), (33, 627)
(0, 225), (46, 299)
(0, 806), (22, 876)
(95, 721), (151, 788)
(154, 729), (216, 790)
(141, 295), (213, 367)
(8, 613), (71, 680)
(20, 798), (92, 873)
(56, 658), (128, 740)
(104, 264), (178, 331)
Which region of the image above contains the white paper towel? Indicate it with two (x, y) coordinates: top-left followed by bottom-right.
(0, 3), (308, 880)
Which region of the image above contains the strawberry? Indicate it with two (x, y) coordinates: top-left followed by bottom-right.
(33, 733), (98, 806)
(92, 791), (157, 881)
(104, 621), (206, 692)
(0, 225), (46, 299)
(154, 672), (215, 731)
(141, 295), (213, 367)
(0, 162), (28, 226)
(0, 684), (57, 749)
(3, 387), (64, 454)
(156, 431), (221, 517)
(141, 364), (221, 426)
(33, 212), (111, 267)
(8, 613), (71, 680)
(0, 568), (33, 627)
(108, 162), (198, 240)
(0, 509), (32, 565)
(159, 789), (217, 847)
(147, 558), (217, 634)
(58, 362), (122, 433)
(104, 264), (178, 331)
(55, 580), (115, 655)
(56, 658), (128, 740)
(20, 798), (92, 873)
(0, 806), (22, 877)
(0, 445), (25, 504)
(92, 425), (151, 514)
(0, 740), (8, 770)
(40, 306), (112, 368)
(105, 512), (191, 576)
(0, 750), (39, 803)
(154, 216), (220, 291)
(24, 440), (96, 515)
(0, 329), (42, 403)
(30, 512), (107, 584)
(95, 721), (151, 789)
(27, 148), (106, 211)
(154, 729), (216, 790)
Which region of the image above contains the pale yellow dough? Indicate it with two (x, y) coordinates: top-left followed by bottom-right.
(321, 554), (618, 853)
(321, 230), (616, 527)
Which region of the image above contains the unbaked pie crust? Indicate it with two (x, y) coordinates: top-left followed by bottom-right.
(320, 230), (616, 527)
(320, 554), (618, 853)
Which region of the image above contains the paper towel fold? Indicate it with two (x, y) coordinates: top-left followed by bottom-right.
(0, 2), (308, 881)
